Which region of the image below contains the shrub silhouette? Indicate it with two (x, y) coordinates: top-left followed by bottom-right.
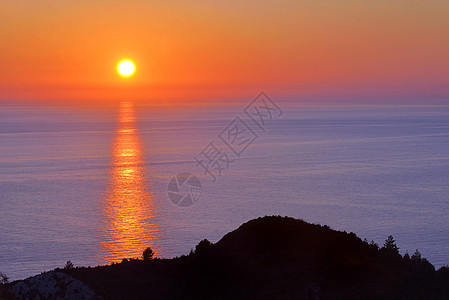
(195, 239), (212, 256)
(0, 272), (9, 284)
(142, 247), (154, 261)
(64, 261), (74, 270)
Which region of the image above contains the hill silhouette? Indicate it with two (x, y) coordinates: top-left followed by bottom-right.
(3, 216), (449, 299)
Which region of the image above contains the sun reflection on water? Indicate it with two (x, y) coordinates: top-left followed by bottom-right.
(100, 101), (160, 262)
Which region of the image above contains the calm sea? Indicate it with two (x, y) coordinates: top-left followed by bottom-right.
(1, 101), (449, 280)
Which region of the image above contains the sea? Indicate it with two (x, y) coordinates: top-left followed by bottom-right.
(1, 100), (449, 280)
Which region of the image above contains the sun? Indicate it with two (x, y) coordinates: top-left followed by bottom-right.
(117, 59), (136, 78)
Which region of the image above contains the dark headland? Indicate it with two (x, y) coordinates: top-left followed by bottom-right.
(1, 216), (448, 299)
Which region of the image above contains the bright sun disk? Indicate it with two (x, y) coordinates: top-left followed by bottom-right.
(117, 59), (136, 78)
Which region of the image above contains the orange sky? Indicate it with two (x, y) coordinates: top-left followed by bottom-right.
(1, 0), (449, 104)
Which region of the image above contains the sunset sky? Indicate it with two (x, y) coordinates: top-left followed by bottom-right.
(1, 0), (449, 104)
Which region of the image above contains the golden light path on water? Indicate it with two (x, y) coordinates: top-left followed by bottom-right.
(100, 101), (160, 262)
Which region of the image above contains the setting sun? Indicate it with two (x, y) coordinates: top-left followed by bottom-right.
(117, 59), (136, 78)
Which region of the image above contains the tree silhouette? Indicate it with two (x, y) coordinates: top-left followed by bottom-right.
(403, 251), (410, 263)
(382, 235), (399, 255)
(369, 240), (379, 250)
(142, 247), (154, 261)
(411, 249), (422, 263)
